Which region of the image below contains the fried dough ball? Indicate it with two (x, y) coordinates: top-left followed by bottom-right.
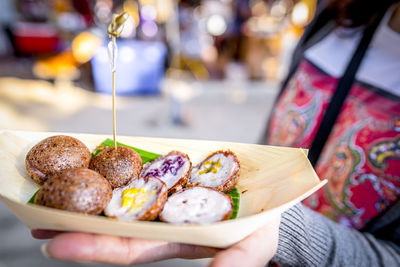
(105, 176), (167, 221)
(140, 151), (191, 194)
(34, 168), (112, 215)
(26, 135), (91, 185)
(89, 147), (142, 188)
(159, 187), (233, 224)
(188, 150), (240, 192)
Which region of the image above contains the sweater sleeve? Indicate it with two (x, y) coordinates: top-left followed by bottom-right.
(272, 204), (400, 267)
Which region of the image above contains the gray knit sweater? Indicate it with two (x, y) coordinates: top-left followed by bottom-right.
(272, 204), (400, 266)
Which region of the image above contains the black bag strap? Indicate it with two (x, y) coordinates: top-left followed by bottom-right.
(308, 10), (387, 166)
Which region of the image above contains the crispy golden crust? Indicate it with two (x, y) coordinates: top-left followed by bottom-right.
(137, 176), (168, 221)
(25, 135), (91, 185)
(222, 193), (234, 220)
(34, 168), (112, 215)
(219, 169), (240, 192)
(168, 172), (189, 194)
(167, 151), (191, 194)
(187, 150), (240, 193)
(89, 146), (142, 188)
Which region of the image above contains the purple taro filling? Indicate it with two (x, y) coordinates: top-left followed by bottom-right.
(144, 156), (185, 178)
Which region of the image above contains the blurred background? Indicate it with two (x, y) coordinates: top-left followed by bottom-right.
(0, 0), (316, 266)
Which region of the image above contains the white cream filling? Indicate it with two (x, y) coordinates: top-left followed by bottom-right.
(105, 177), (162, 221)
(190, 154), (238, 187)
(142, 155), (190, 189)
(160, 187), (232, 224)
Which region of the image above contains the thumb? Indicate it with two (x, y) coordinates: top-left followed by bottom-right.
(209, 214), (281, 267)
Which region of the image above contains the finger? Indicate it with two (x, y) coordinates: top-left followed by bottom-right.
(31, 229), (65, 239)
(44, 232), (219, 265)
(210, 214), (281, 267)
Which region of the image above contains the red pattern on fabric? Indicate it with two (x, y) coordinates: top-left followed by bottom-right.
(268, 59), (400, 229)
(268, 60), (338, 148)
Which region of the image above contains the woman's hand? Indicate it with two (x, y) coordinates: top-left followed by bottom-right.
(32, 213), (280, 267)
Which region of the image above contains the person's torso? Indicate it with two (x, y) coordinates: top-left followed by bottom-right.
(267, 9), (400, 229)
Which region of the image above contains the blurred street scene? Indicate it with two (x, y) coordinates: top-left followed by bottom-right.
(0, 0), (316, 266)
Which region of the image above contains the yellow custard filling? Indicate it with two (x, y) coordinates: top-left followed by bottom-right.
(121, 187), (156, 213)
(198, 159), (221, 175)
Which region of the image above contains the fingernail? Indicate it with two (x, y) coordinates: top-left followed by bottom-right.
(41, 243), (50, 258)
